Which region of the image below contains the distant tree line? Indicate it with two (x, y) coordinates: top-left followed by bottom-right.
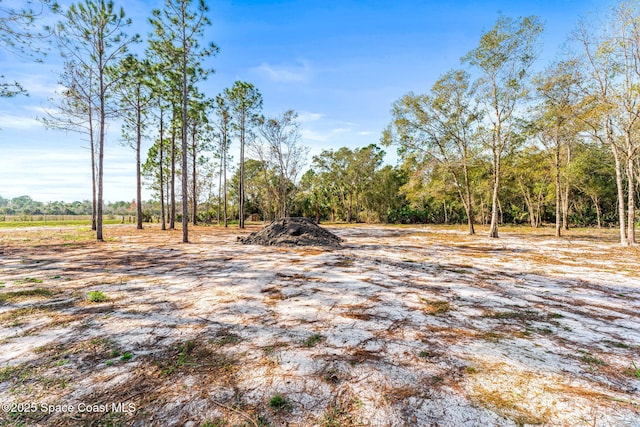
(0, 195), (139, 217)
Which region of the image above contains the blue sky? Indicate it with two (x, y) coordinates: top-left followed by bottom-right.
(0, 0), (605, 203)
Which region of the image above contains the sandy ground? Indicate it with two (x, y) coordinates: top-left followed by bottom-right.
(0, 223), (639, 427)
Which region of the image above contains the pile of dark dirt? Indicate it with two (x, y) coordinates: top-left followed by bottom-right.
(239, 217), (343, 249)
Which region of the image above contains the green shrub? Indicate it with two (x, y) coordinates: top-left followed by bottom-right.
(88, 291), (107, 302)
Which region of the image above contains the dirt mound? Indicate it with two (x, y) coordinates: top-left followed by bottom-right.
(239, 217), (343, 248)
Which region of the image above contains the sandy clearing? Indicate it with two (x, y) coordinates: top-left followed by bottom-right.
(0, 223), (639, 426)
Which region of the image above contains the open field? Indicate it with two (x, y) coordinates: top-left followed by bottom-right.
(0, 223), (639, 426)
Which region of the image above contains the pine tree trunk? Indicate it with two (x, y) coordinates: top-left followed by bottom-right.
(96, 42), (105, 242)
(223, 135), (228, 228)
(136, 88), (143, 230)
(239, 112), (245, 229)
(181, 32), (189, 243)
(159, 107), (166, 231)
(170, 125), (176, 230)
(192, 129), (197, 226)
(555, 142), (561, 238)
(89, 104), (97, 231)
(217, 143), (222, 225)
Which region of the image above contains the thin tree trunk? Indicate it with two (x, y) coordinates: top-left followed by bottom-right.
(611, 144), (628, 245)
(443, 200), (448, 224)
(562, 144), (571, 231)
(489, 159), (500, 238)
(192, 128), (197, 226)
(627, 153), (636, 244)
(239, 112), (245, 229)
(181, 14), (189, 244)
(97, 42), (105, 242)
(217, 142), (222, 225)
(591, 195), (602, 228)
(223, 135), (228, 228)
(159, 107), (166, 231)
(136, 88), (143, 230)
(554, 140), (561, 238)
(463, 164), (475, 235)
(89, 109), (97, 231)
(170, 125), (176, 230)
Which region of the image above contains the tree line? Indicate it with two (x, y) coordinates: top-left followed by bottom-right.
(0, 195), (140, 217)
(382, 4), (640, 246)
(2, 0), (639, 246)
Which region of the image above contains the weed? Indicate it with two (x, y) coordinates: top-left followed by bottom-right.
(88, 291), (107, 303)
(269, 393), (290, 411)
(109, 349), (121, 358)
(214, 333), (241, 346)
(418, 350), (437, 359)
(120, 352), (133, 361)
(604, 340), (630, 349)
(321, 404), (356, 427)
(465, 366), (477, 374)
(631, 361), (640, 379)
(201, 420), (227, 427)
(579, 350), (606, 366)
(161, 340), (197, 376)
(105, 360), (114, 366)
(303, 334), (324, 347)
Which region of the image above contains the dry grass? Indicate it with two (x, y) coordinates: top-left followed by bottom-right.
(420, 297), (453, 315)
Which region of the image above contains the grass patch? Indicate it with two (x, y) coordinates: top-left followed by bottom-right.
(14, 277), (43, 284)
(603, 340), (630, 349)
(579, 350), (606, 366)
(483, 309), (545, 321)
(320, 402), (360, 427)
(0, 364), (33, 387)
(201, 419), (228, 427)
(303, 334), (324, 348)
(120, 352), (133, 361)
(420, 297), (452, 315)
(269, 393), (291, 411)
(418, 349), (438, 359)
(87, 291), (107, 303)
(0, 288), (53, 303)
(214, 333), (241, 346)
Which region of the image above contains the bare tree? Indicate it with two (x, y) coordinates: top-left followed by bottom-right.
(254, 110), (308, 219)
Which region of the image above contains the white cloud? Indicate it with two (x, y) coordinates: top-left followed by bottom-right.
(253, 60), (312, 84)
(301, 127), (350, 142)
(0, 114), (42, 130)
(297, 111), (325, 123)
